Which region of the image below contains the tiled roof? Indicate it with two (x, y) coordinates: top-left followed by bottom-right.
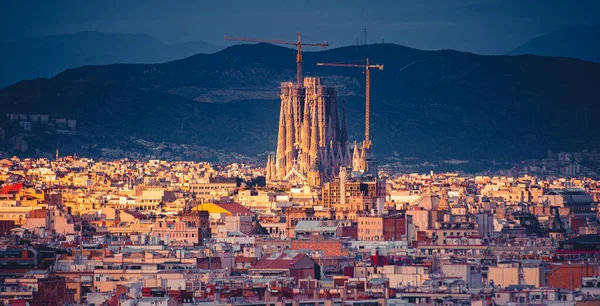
(213, 203), (253, 216)
(251, 253), (307, 270)
(0, 183), (22, 194)
(236, 256), (256, 263)
(121, 210), (148, 220)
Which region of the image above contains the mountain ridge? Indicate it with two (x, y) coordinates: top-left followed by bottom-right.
(507, 25), (600, 63)
(0, 31), (224, 87)
(1, 43), (599, 162)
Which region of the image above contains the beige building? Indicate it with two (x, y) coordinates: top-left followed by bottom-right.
(149, 219), (201, 245)
(224, 215), (254, 234)
(357, 216), (384, 241)
(190, 177), (237, 202)
(322, 170), (386, 219)
(0, 200), (45, 225)
(380, 265), (431, 288)
(487, 261), (544, 288)
(235, 190), (272, 209)
(441, 263), (483, 289)
(93, 251), (197, 292)
(46, 206), (75, 235)
(108, 221), (153, 237)
(23, 206), (74, 235)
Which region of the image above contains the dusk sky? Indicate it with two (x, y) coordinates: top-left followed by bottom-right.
(1, 0), (599, 54)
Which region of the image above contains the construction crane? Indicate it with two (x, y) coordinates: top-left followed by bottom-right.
(316, 58), (383, 148)
(224, 32), (328, 86)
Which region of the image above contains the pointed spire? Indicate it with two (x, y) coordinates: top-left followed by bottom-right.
(352, 141), (360, 171)
(266, 155), (272, 181)
(301, 100), (311, 172)
(285, 100), (295, 173)
(276, 97), (287, 178)
(327, 116), (335, 144)
(309, 110), (319, 163)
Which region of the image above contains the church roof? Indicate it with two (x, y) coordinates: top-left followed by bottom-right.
(412, 192), (441, 210)
(283, 164), (307, 182)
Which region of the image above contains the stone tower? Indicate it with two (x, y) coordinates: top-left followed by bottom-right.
(269, 77), (351, 186)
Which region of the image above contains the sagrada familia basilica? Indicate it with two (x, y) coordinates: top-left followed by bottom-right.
(265, 77), (377, 186)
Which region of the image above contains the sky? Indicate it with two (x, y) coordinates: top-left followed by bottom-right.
(1, 0), (599, 54)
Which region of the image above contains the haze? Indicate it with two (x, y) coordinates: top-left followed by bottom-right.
(2, 0), (600, 54)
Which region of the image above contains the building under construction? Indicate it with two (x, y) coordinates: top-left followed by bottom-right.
(227, 33), (377, 186)
(265, 77), (374, 186)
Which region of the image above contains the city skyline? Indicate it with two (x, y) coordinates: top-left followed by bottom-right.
(0, 2), (600, 305)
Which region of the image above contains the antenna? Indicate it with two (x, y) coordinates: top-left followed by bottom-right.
(363, 26), (367, 45)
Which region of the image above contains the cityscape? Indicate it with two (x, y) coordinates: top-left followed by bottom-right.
(1, 1), (600, 306)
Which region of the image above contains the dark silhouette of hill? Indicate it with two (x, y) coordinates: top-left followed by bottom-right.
(2, 43), (600, 162)
(0, 31), (223, 87)
(508, 25), (600, 63)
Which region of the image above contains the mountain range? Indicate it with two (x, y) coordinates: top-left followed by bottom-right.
(1, 43), (600, 163)
(0, 31), (223, 87)
(508, 25), (600, 63)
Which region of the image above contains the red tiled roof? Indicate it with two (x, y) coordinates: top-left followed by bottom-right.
(236, 256), (256, 263)
(105, 294), (133, 306)
(0, 183), (22, 194)
(214, 203), (254, 216)
(122, 210), (148, 220)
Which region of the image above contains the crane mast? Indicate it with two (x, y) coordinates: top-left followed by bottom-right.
(317, 58), (383, 148)
(224, 32), (328, 87)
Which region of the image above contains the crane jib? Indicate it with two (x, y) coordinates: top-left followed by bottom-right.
(224, 32), (328, 86)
